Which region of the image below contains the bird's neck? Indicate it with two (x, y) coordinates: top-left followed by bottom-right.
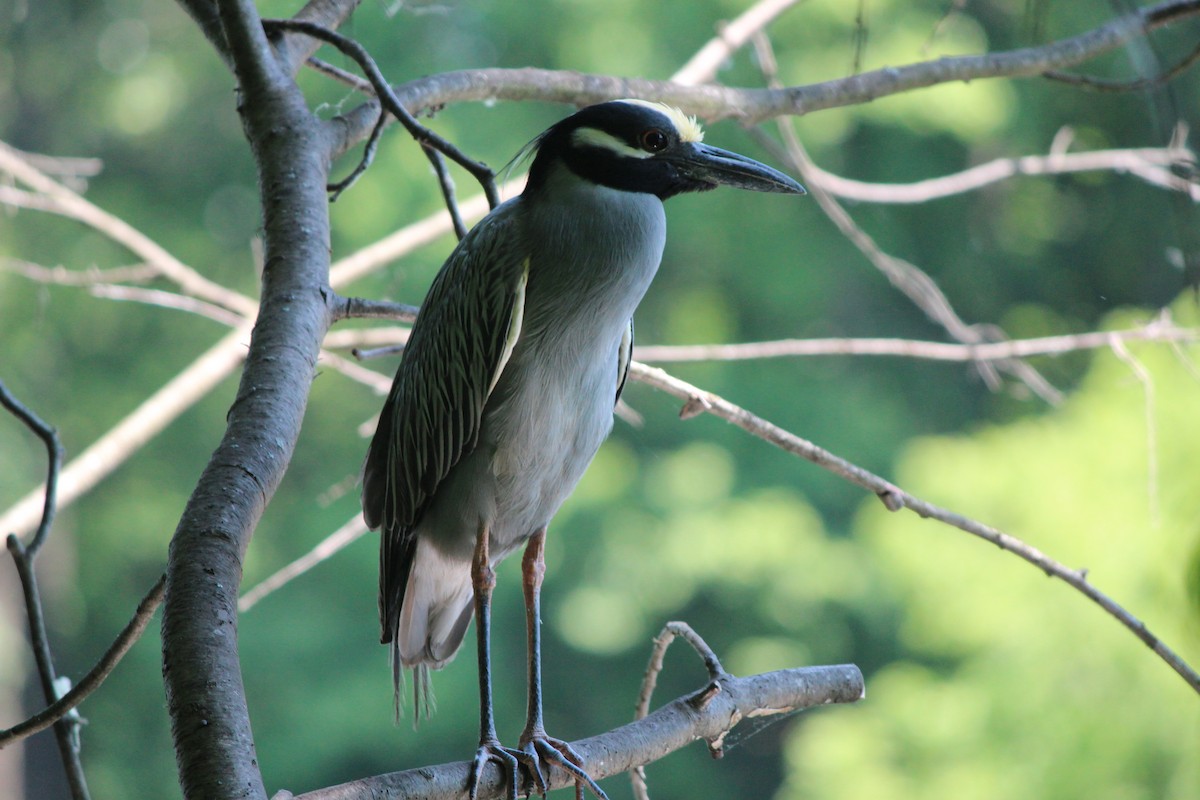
(522, 169), (667, 306)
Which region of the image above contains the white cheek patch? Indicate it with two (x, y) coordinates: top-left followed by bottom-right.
(572, 127), (654, 159)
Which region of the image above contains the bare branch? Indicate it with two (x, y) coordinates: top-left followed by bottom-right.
(89, 284), (248, 327)
(421, 145), (468, 240)
(1, 147), (103, 188)
(750, 35), (1061, 404)
(800, 140), (1197, 205)
(317, 350), (391, 393)
(161, 0), (340, 792)
(0, 141), (258, 317)
(631, 622), (726, 800)
(631, 621), (730, 800)
(0, 181), (452, 538)
(307, 56), (373, 93)
(633, 621), (726, 725)
(327, 107), (386, 200)
(276, 0), (363, 76)
(239, 516), (367, 612)
(1044, 35), (1200, 92)
(672, 0), (803, 86)
(0, 574), (165, 747)
(0, 322), (254, 538)
(328, 0), (1200, 153)
(262, 18), (500, 207)
(332, 296), (419, 323)
(633, 319), (1199, 364)
(628, 362), (1200, 695)
(323, 326), (409, 350)
(286, 664), (864, 800)
(3, 259), (159, 286)
(1, 381), (90, 799)
(1109, 338), (1160, 527)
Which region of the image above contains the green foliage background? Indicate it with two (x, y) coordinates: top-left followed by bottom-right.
(1, 1), (1198, 798)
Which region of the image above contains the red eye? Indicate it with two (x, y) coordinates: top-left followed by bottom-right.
(640, 129), (669, 152)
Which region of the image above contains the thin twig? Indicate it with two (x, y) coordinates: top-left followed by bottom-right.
(634, 622), (727, 724)
(1, 382), (63, 555)
(628, 362), (1200, 695)
(239, 516), (368, 611)
(0, 141), (257, 317)
(0, 574), (166, 747)
(633, 320), (1199, 364)
(332, 294), (420, 323)
(1044, 35), (1200, 91)
(1109, 337), (1160, 528)
(631, 622), (728, 800)
(798, 142), (1197, 205)
(261, 18), (500, 208)
(323, 326), (410, 350)
(751, 31), (1063, 405)
(2, 259), (159, 286)
(318, 350), (392, 393)
(353, 343), (406, 361)
(1, 382), (90, 799)
(672, 0), (803, 86)
(89, 284), (247, 327)
(307, 55), (373, 93)
(329, 105), (387, 200)
(422, 144), (468, 240)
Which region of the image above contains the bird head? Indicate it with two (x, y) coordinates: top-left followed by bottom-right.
(524, 99), (806, 200)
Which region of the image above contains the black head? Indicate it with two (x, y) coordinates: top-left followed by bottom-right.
(523, 99), (806, 200)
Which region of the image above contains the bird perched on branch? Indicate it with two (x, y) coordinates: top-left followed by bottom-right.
(362, 99), (805, 800)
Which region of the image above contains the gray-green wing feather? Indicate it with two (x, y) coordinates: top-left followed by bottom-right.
(363, 209), (528, 640)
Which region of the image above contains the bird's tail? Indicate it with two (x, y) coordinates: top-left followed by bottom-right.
(389, 643), (438, 726)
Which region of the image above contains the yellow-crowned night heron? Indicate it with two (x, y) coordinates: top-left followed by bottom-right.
(362, 99), (805, 800)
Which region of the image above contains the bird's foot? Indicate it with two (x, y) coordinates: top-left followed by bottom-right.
(469, 738), (521, 800)
(466, 733), (607, 800)
(513, 731), (607, 800)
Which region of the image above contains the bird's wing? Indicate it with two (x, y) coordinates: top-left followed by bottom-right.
(363, 208), (529, 535)
(615, 318), (633, 406)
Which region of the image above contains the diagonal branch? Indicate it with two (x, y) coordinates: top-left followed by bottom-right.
(627, 362), (1200, 696)
(0, 142), (257, 317)
(0, 574), (166, 747)
(284, 664), (864, 800)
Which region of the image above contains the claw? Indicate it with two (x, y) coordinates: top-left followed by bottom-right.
(468, 739), (520, 800)
(466, 734), (607, 800)
(518, 734), (608, 800)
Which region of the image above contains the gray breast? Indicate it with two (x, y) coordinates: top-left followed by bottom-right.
(482, 179), (667, 550)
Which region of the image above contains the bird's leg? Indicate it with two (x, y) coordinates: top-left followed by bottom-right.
(467, 525), (519, 800)
(515, 528), (608, 800)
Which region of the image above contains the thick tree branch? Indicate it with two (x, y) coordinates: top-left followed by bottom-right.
(330, 0), (1200, 156)
(162, 1), (338, 798)
(277, 0), (362, 76)
(282, 664), (864, 800)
